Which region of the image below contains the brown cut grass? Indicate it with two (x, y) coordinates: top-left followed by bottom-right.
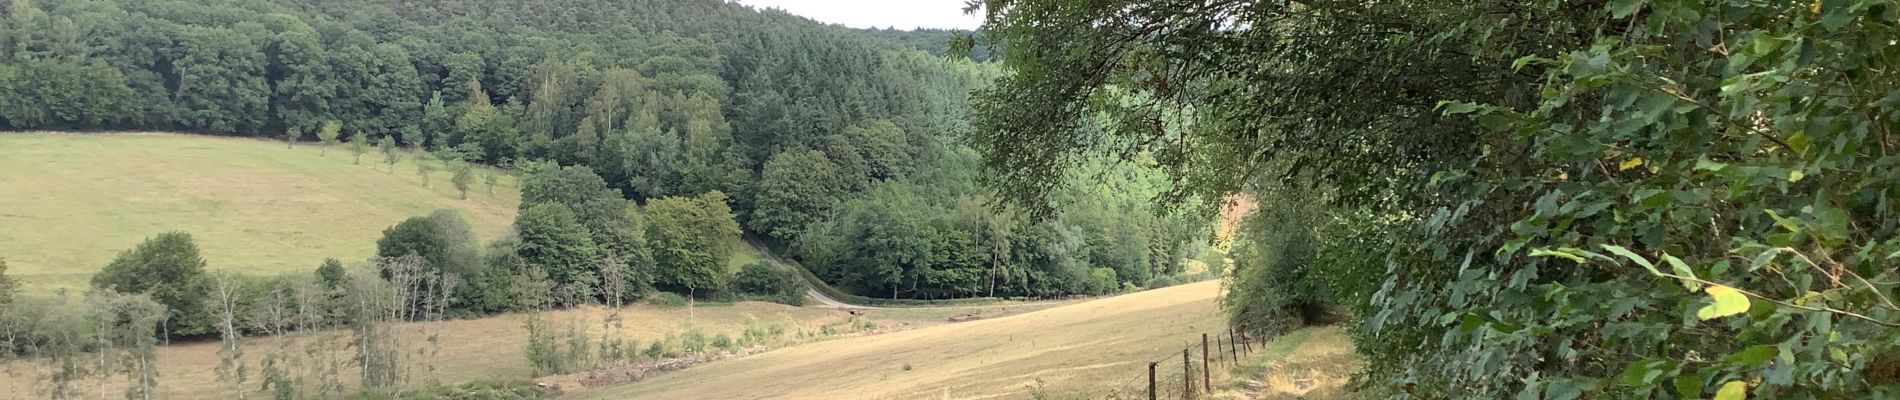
(0, 299), (1063, 399)
(568, 280), (1226, 400)
(1212, 326), (1363, 400)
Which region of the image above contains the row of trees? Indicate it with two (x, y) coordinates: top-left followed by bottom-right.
(0, 234), (462, 398)
(969, 0), (1900, 398)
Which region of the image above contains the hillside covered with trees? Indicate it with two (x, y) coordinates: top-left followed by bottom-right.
(0, 0), (1211, 324)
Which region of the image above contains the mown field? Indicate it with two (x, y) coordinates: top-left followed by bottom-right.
(569, 280), (1227, 400)
(0, 299), (1064, 399)
(0, 132), (521, 293)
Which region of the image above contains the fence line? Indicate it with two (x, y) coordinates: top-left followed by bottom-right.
(1089, 326), (1256, 400)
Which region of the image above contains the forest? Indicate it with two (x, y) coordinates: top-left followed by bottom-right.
(0, 0), (1207, 308)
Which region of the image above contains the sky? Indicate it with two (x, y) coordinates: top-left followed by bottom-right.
(735, 0), (983, 30)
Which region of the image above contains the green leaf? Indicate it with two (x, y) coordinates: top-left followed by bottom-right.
(1615, 359), (1668, 386)
(1438, 101), (1479, 115)
(1674, 374), (1704, 397)
(1602, 244), (1659, 275)
(1725, 345), (1776, 366)
(1714, 380), (1747, 400)
(1694, 157), (1729, 172)
(1608, 0), (1646, 18)
(1531, 248), (1586, 263)
(1749, 250), (1779, 272)
(1661, 254), (1699, 291)
(1512, 55), (1540, 71)
(1697, 285), (1750, 320)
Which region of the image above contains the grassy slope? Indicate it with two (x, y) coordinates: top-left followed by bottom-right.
(570, 280), (1226, 400)
(0, 132), (521, 293)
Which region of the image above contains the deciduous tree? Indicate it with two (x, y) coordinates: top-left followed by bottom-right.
(91, 232), (213, 336)
(645, 191), (739, 297)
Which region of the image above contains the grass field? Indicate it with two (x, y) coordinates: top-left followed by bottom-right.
(0, 132), (523, 294)
(569, 280), (1227, 400)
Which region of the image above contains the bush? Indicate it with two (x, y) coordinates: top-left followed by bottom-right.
(730, 262), (806, 306)
(681, 329), (708, 355)
(711, 333), (733, 351)
(643, 340), (666, 360)
(1085, 268), (1118, 295)
(1143, 274), (1185, 289)
(646, 292), (687, 309)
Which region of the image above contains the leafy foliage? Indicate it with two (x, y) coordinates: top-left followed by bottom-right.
(91, 231), (213, 336)
(731, 262), (805, 306)
(375, 210), (481, 278)
(513, 203), (599, 306)
(645, 191), (740, 296)
(969, 0), (1900, 398)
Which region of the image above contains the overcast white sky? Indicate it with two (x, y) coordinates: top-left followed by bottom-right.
(735, 0), (982, 30)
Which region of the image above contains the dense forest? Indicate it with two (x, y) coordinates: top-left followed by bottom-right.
(969, 0), (1900, 398)
(0, 0), (1208, 309)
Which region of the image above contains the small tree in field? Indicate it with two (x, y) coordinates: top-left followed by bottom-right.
(284, 127), (299, 149)
(0, 258), (16, 307)
(210, 273), (248, 399)
(379, 135), (401, 173)
(416, 159), (435, 187)
(85, 290), (167, 400)
(348, 132), (369, 165)
(483, 172), (499, 195)
(450, 163), (474, 199)
(316, 121), (341, 156)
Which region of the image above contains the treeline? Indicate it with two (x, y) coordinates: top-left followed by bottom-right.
(0, 0), (1209, 301)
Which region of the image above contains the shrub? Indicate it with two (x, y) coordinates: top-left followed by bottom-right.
(643, 340), (665, 360)
(711, 333), (733, 351)
(681, 329), (708, 354)
(647, 292), (687, 309)
(0, 258), (16, 307)
(1143, 274), (1185, 289)
(1085, 268), (1118, 295)
(730, 262), (806, 306)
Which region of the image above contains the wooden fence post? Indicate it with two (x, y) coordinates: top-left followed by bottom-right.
(1201, 333), (1211, 393)
(1148, 361), (1157, 400)
(1182, 348), (1193, 400)
(1229, 329), (1239, 364)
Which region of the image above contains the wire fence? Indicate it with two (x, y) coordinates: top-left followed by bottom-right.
(1087, 327), (1257, 400)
